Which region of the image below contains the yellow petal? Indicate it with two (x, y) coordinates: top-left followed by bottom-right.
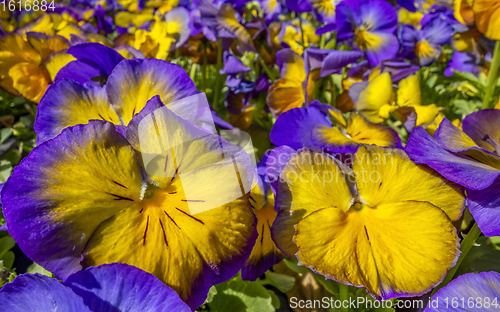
(397, 75), (421, 107)
(412, 104), (443, 126)
(294, 201), (459, 299)
(352, 146), (466, 221)
(473, 0), (500, 40)
(273, 149), (354, 257)
(0, 34), (41, 95)
(27, 34), (69, 62)
(266, 79), (305, 116)
(328, 107), (347, 129)
(43, 50), (76, 81)
(355, 73), (395, 123)
(347, 113), (400, 147)
(9, 62), (50, 103)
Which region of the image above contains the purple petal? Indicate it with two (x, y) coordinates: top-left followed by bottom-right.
(467, 178), (500, 237)
(265, 146), (296, 194)
(270, 106), (332, 150)
(54, 60), (105, 86)
(420, 15), (454, 46)
(220, 51), (250, 75)
(425, 272), (500, 312)
(358, 0), (398, 33)
(1, 121), (136, 280)
(380, 61), (420, 82)
(0, 274), (91, 312)
(397, 0), (416, 12)
(445, 52), (483, 77)
(320, 50), (364, 78)
(68, 42), (124, 75)
(285, 0), (312, 13)
(63, 264), (191, 312)
(462, 109), (500, 152)
(365, 32), (400, 66)
(405, 126), (500, 190)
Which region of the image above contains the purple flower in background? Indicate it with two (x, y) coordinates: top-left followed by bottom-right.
(0, 263), (191, 312)
(406, 110), (500, 236)
(399, 15), (454, 66)
(220, 51), (251, 88)
(336, 0), (399, 66)
(445, 51), (485, 77)
(397, 0), (416, 12)
(425, 272), (500, 312)
(260, 0), (282, 24)
(286, 0), (312, 13)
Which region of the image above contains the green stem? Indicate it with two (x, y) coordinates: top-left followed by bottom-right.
(320, 34), (325, 49)
(213, 38), (224, 110)
(299, 15), (306, 48)
(189, 63), (198, 82)
(330, 75), (336, 106)
(431, 223), (482, 297)
(339, 283), (349, 312)
(483, 40), (500, 109)
(258, 58), (276, 82)
(201, 41), (207, 92)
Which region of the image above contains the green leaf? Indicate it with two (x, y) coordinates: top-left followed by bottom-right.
(453, 99), (480, 115)
(267, 289), (280, 310)
(209, 280), (275, 312)
(259, 271), (295, 293)
(1, 251), (14, 269)
(283, 257), (307, 274)
(456, 236), (500, 276)
(0, 236), (15, 259)
(204, 286), (217, 304)
(0, 160), (12, 183)
(0, 128), (13, 145)
(27, 263), (53, 277)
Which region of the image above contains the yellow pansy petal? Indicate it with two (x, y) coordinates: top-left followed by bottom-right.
(355, 72), (395, 123)
(276, 49), (306, 83)
(412, 104), (443, 126)
(353, 146), (466, 220)
(34, 80), (120, 144)
(347, 113), (401, 147)
(272, 149), (354, 257)
(27, 34), (69, 62)
(82, 188), (256, 308)
(56, 23), (86, 41)
(9, 62), (50, 103)
(328, 107), (347, 129)
(0, 34), (41, 95)
(473, 0), (500, 40)
(217, 3), (256, 52)
(266, 79), (305, 116)
(43, 50), (76, 81)
(397, 75), (421, 107)
(294, 201), (459, 299)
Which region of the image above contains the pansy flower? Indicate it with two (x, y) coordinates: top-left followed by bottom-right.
(199, 0), (256, 52)
(351, 73), (442, 126)
(271, 146), (465, 300)
(308, 0), (342, 26)
(260, 0), (282, 24)
(444, 51), (485, 77)
(2, 95), (257, 309)
(133, 7), (191, 59)
(242, 156), (284, 281)
(425, 271), (500, 312)
(270, 102), (401, 152)
(279, 19), (319, 55)
(406, 110), (500, 236)
(267, 49), (307, 116)
(399, 15), (454, 66)
(0, 263), (190, 312)
(336, 0), (399, 66)
(0, 33), (74, 103)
